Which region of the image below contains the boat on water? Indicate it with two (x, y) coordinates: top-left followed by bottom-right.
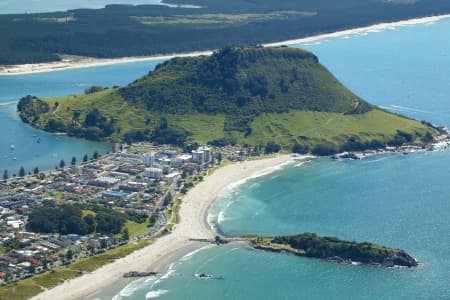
(195, 273), (223, 280)
(195, 273), (213, 279)
(10, 145), (15, 150)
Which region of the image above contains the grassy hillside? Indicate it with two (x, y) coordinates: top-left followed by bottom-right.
(18, 46), (438, 153)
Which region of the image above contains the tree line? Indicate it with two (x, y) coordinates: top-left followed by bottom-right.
(0, 0), (449, 64)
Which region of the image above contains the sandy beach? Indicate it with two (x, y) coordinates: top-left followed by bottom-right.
(30, 154), (301, 300)
(1, 14), (449, 76)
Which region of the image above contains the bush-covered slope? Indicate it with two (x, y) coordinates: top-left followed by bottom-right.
(17, 46), (439, 152)
(251, 233), (418, 267)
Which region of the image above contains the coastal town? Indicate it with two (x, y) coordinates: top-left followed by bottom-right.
(1, 133), (449, 287)
(0, 142), (245, 285)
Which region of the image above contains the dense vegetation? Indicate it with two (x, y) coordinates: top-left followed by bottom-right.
(17, 46), (438, 152)
(0, 0), (449, 65)
(254, 233), (418, 267)
(27, 204), (141, 235)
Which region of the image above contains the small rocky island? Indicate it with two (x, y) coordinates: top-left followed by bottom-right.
(248, 233), (418, 267)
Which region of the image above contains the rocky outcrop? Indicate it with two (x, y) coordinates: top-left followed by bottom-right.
(251, 233), (418, 268)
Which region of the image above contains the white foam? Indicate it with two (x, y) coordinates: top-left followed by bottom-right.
(389, 104), (437, 114)
(217, 210), (226, 224)
(0, 101), (17, 106)
(116, 278), (147, 298)
(294, 160), (311, 167)
(225, 159), (295, 191)
(146, 290), (169, 299)
(362, 157), (388, 164)
(160, 263), (176, 280)
(207, 156), (314, 232)
(181, 244), (214, 261)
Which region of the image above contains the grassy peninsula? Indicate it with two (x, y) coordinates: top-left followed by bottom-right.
(248, 233), (418, 267)
(18, 46), (438, 154)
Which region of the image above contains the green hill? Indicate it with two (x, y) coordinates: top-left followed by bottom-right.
(18, 46), (438, 153)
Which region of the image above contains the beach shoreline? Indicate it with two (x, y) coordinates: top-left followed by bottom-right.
(30, 154), (305, 300)
(1, 14), (449, 76)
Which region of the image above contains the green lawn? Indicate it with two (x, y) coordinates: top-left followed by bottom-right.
(121, 220), (149, 237)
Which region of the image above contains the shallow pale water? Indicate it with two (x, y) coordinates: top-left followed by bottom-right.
(107, 17), (450, 300)
(0, 60), (163, 174)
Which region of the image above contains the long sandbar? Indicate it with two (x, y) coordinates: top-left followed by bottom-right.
(1, 14), (449, 76)
(30, 154), (297, 300)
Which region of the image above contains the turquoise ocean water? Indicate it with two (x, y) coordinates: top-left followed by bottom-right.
(105, 17), (450, 300)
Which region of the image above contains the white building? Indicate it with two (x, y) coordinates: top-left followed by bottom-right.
(191, 146), (212, 164)
(199, 146), (212, 163)
(172, 154), (192, 168)
(142, 152), (156, 167)
(144, 167), (163, 179)
(191, 149), (205, 164)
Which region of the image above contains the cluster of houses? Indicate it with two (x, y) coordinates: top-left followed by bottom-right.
(0, 143), (219, 285)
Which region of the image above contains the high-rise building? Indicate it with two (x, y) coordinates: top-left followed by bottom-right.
(199, 146), (211, 162)
(142, 152), (155, 167)
(191, 149), (205, 164)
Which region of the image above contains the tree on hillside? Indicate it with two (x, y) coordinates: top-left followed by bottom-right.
(122, 228), (130, 241)
(66, 249), (73, 260)
(71, 156), (77, 166)
(3, 170), (8, 180)
(83, 214), (96, 234)
(84, 86), (105, 94)
(19, 167), (25, 177)
(292, 143), (309, 154)
(93, 151), (99, 160)
(33, 167), (39, 175)
(59, 159), (65, 168)
(83, 154), (88, 162)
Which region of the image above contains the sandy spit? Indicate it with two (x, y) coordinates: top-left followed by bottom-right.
(1, 14), (449, 76)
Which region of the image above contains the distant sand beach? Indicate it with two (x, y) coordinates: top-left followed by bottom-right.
(31, 154), (309, 300)
(1, 14), (449, 76)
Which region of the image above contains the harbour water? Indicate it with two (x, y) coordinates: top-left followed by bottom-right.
(0, 59), (164, 175)
(107, 16), (450, 300)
